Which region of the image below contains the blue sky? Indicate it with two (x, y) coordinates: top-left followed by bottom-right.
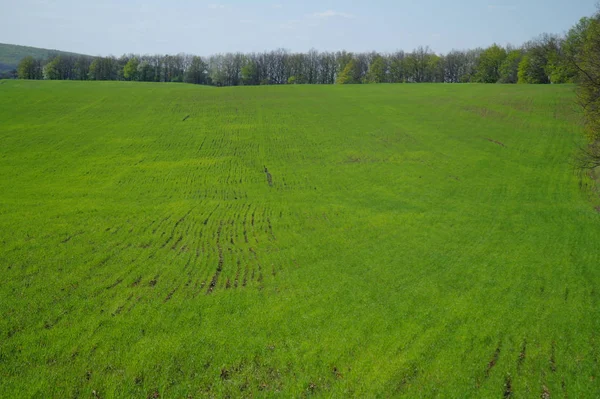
(0, 0), (596, 56)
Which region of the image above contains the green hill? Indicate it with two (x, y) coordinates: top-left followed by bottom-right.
(0, 81), (599, 398)
(0, 42), (88, 72)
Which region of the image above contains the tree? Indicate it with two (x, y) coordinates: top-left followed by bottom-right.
(241, 60), (259, 85)
(564, 17), (593, 81)
(74, 56), (91, 80)
(389, 51), (406, 83)
(366, 56), (387, 83)
(498, 50), (522, 83)
(184, 56), (208, 84)
(517, 53), (547, 84)
(43, 57), (61, 80)
(123, 57), (139, 81)
(474, 44), (507, 83)
(17, 56), (42, 80)
(336, 59), (361, 84)
(574, 13), (600, 141)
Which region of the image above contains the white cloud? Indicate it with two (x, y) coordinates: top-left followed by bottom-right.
(208, 4), (229, 9)
(312, 10), (355, 19)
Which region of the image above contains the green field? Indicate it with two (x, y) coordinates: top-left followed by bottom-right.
(1, 80), (599, 398)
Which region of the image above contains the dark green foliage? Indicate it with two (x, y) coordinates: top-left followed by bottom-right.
(574, 13), (600, 141)
(336, 59), (361, 84)
(123, 57), (139, 81)
(184, 56), (208, 85)
(365, 56), (388, 83)
(0, 42), (86, 73)
(17, 56), (42, 79)
(241, 60), (259, 85)
(498, 50), (522, 83)
(475, 44), (507, 83)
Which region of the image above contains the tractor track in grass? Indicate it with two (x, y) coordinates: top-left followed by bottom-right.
(207, 221), (224, 294)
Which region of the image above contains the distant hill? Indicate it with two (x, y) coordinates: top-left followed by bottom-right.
(0, 43), (89, 73)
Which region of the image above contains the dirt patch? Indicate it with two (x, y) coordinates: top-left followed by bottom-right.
(111, 305), (124, 316)
(486, 344), (501, 377)
(267, 218), (276, 240)
(541, 385), (551, 399)
(207, 222), (224, 294)
(504, 374), (512, 398)
(220, 368), (230, 380)
(394, 365), (419, 393)
(164, 287), (178, 302)
(517, 339), (526, 370)
(234, 259), (241, 288)
(242, 264), (249, 287)
(550, 341), (557, 372)
(106, 278), (123, 290)
(486, 138), (506, 147)
(171, 235), (183, 251)
(203, 204), (220, 225)
(130, 276), (142, 287)
(264, 166), (273, 186)
(148, 276), (158, 287)
(61, 231), (84, 243)
(332, 366), (343, 379)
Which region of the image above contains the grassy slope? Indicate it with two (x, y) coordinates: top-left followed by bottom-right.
(0, 43), (87, 71)
(0, 81), (599, 398)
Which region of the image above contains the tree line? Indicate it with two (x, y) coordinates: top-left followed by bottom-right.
(14, 17), (593, 86)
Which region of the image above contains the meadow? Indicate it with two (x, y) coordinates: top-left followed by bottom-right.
(0, 80), (599, 398)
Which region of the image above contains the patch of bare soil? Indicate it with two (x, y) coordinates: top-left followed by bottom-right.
(264, 166), (273, 186)
(486, 138), (506, 147)
(486, 344), (501, 377)
(541, 385), (551, 399)
(504, 374), (513, 398)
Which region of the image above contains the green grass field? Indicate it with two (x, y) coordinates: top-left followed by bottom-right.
(1, 80), (599, 398)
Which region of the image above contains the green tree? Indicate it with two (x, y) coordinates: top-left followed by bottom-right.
(123, 57), (139, 81)
(575, 13), (600, 141)
(17, 56), (41, 79)
(474, 44), (507, 83)
(336, 59), (361, 84)
(366, 56), (387, 83)
(184, 56), (208, 85)
(241, 60), (259, 85)
(517, 54), (548, 84)
(498, 50), (522, 83)
(43, 57), (61, 80)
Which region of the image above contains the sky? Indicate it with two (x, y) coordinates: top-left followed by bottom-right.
(0, 0), (597, 56)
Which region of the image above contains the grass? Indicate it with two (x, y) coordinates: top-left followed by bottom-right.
(0, 80), (599, 398)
